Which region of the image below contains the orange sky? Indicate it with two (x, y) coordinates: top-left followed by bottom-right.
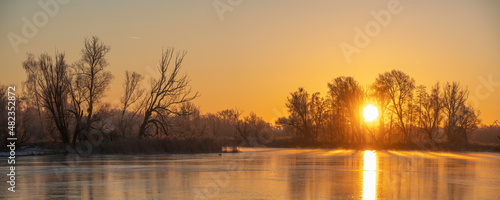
(1, 0), (499, 125)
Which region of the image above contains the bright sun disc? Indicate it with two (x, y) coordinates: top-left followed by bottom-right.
(363, 104), (379, 122)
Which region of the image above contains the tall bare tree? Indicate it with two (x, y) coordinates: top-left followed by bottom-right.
(68, 68), (87, 146)
(416, 83), (443, 142)
(74, 36), (113, 130)
(442, 82), (479, 144)
(22, 53), (72, 144)
(284, 87), (312, 140)
(456, 104), (480, 144)
(443, 82), (467, 142)
(370, 78), (392, 143)
(327, 77), (364, 143)
(138, 48), (198, 138)
(119, 71), (144, 138)
(375, 70), (415, 143)
(309, 92), (327, 141)
(121, 71), (144, 116)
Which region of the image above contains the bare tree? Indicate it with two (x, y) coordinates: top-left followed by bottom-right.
(443, 82), (467, 143)
(121, 71), (144, 116)
(217, 108), (247, 140)
(74, 36), (113, 129)
(217, 108), (242, 124)
(118, 71), (144, 138)
(0, 86), (32, 146)
(68, 68), (87, 146)
(442, 82), (479, 144)
(416, 83), (443, 142)
(370, 78), (392, 144)
(456, 104), (480, 144)
(244, 112), (271, 141)
(375, 70), (415, 143)
(327, 77), (364, 144)
(137, 48), (198, 138)
(22, 53), (72, 144)
(309, 92), (327, 141)
(168, 102), (204, 137)
(21, 67), (46, 139)
(284, 87), (312, 140)
(206, 113), (222, 136)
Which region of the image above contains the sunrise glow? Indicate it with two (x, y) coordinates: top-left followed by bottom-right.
(363, 104), (379, 123)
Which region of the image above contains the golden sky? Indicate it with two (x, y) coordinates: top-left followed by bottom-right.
(1, 0), (499, 124)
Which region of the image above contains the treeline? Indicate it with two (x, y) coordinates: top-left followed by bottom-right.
(276, 70), (481, 148)
(0, 36), (493, 152)
(0, 36), (274, 152)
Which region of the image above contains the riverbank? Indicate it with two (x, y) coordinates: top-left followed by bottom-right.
(0, 137), (234, 156)
(2, 137), (498, 156)
(263, 137), (500, 152)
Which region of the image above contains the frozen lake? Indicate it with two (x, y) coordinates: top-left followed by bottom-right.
(2, 148), (500, 199)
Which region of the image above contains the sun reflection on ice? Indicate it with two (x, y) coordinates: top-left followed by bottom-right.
(363, 150), (377, 200)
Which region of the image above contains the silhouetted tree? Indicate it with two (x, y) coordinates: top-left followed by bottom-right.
(244, 112), (271, 144)
(73, 36), (113, 142)
(284, 88), (312, 140)
(22, 53), (72, 144)
(68, 67), (86, 146)
(121, 71), (144, 116)
(442, 82), (479, 144)
(217, 108), (249, 141)
(76, 36), (112, 120)
(119, 70), (144, 138)
(327, 77), (364, 144)
(443, 82), (468, 143)
(375, 70), (415, 143)
(309, 92), (327, 141)
(172, 102), (205, 137)
(206, 113), (222, 137)
(415, 83), (443, 142)
(138, 48), (198, 137)
(456, 104), (480, 144)
(370, 78), (392, 144)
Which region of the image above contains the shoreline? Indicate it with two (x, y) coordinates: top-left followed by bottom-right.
(2, 141), (498, 157)
(263, 141), (500, 153)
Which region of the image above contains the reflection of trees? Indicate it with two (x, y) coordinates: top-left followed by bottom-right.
(423, 158), (439, 199)
(378, 153), (434, 199)
(444, 158), (474, 199)
(287, 154), (307, 199)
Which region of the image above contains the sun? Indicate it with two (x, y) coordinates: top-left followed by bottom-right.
(363, 104), (379, 123)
